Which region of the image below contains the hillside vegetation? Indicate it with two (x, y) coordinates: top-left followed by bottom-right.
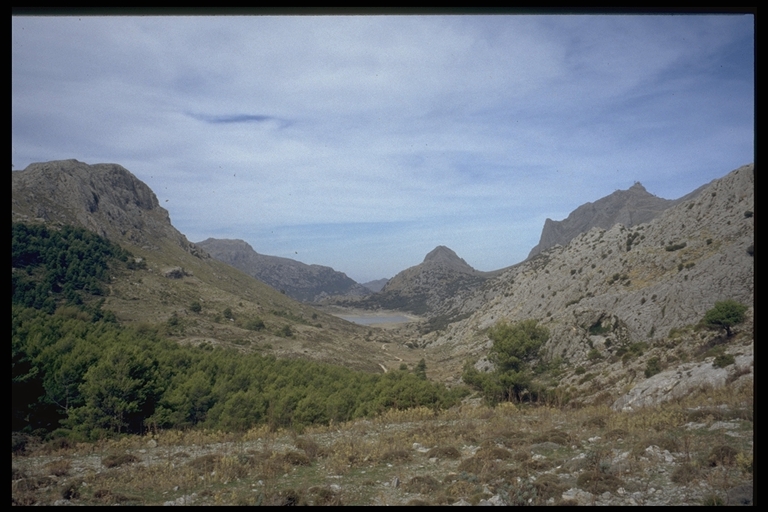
(12, 223), (467, 441)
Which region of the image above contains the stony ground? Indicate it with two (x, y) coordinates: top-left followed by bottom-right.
(12, 383), (753, 507)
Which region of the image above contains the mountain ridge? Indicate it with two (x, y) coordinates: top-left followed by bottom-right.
(11, 158), (753, 411)
(527, 179), (711, 259)
(196, 237), (371, 303)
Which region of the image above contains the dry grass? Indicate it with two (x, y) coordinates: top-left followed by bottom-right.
(44, 458), (71, 476)
(12, 378), (753, 505)
(102, 453), (140, 468)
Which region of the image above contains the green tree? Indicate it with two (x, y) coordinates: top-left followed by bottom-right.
(414, 358), (428, 380)
(463, 319), (549, 404)
(70, 345), (162, 437)
(703, 300), (748, 337)
(488, 319), (549, 373)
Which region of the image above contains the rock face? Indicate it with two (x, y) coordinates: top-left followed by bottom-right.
(11, 159), (206, 257)
(196, 238), (370, 303)
(527, 181), (709, 259)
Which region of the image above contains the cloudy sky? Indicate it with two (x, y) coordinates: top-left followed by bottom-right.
(12, 13), (754, 283)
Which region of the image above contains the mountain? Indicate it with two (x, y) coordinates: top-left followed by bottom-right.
(527, 181), (710, 259)
(11, 160), (413, 373)
(12, 159), (207, 257)
(419, 164), (753, 405)
(345, 246), (499, 322)
(195, 238), (371, 303)
(361, 278), (390, 293)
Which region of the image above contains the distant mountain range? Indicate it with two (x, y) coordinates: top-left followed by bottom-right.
(192, 180), (714, 313)
(12, 159), (753, 407)
(195, 238), (371, 303)
(361, 278), (389, 293)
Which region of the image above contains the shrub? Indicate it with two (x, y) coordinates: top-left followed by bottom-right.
(707, 445), (738, 467)
(665, 242), (687, 252)
(102, 453), (139, 468)
(703, 300), (748, 337)
(644, 357), (662, 378)
(587, 349), (602, 361)
(588, 319), (611, 335)
(245, 318), (265, 331)
(671, 463), (699, 484)
(713, 353), (735, 368)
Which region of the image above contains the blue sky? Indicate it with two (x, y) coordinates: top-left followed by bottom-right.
(12, 13), (754, 283)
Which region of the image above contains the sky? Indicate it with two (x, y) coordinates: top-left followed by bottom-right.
(12, 12), (754, 283)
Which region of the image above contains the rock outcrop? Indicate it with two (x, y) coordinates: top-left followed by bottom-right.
(527, 181), (709, 259)
(11, 159), (206, 257)
(196, 238), (371, 303)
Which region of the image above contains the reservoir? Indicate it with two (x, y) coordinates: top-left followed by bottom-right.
(336, 314), (413, 326)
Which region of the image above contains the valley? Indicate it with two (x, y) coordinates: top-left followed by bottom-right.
(12, 159), (753, 506)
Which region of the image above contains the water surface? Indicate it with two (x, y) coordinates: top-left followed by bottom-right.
(336, 314), (412, 326)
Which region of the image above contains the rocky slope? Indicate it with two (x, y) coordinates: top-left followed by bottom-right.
(527, 180), (709, 259)
(419, 163), (753, 407)
(196, 238), (371, 303)
(12, 159), (207, 258)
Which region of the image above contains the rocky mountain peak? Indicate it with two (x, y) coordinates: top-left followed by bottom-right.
(424, 245), (459, 263)
(527, 180), (688, 259)
(12, 159), (204, 256)
(423, 246), (474, 273)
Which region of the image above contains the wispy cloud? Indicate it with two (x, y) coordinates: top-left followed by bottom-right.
(187, 112), (276, 124)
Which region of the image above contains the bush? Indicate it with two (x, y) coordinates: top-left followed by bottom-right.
(713, 353), (735, 368)
(644, 357), (662, 378)
(703, 300), (748, 337)
(665, 242), (687, 252)
(245, 318), (265, 331)
(463, 320), (549, 403)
